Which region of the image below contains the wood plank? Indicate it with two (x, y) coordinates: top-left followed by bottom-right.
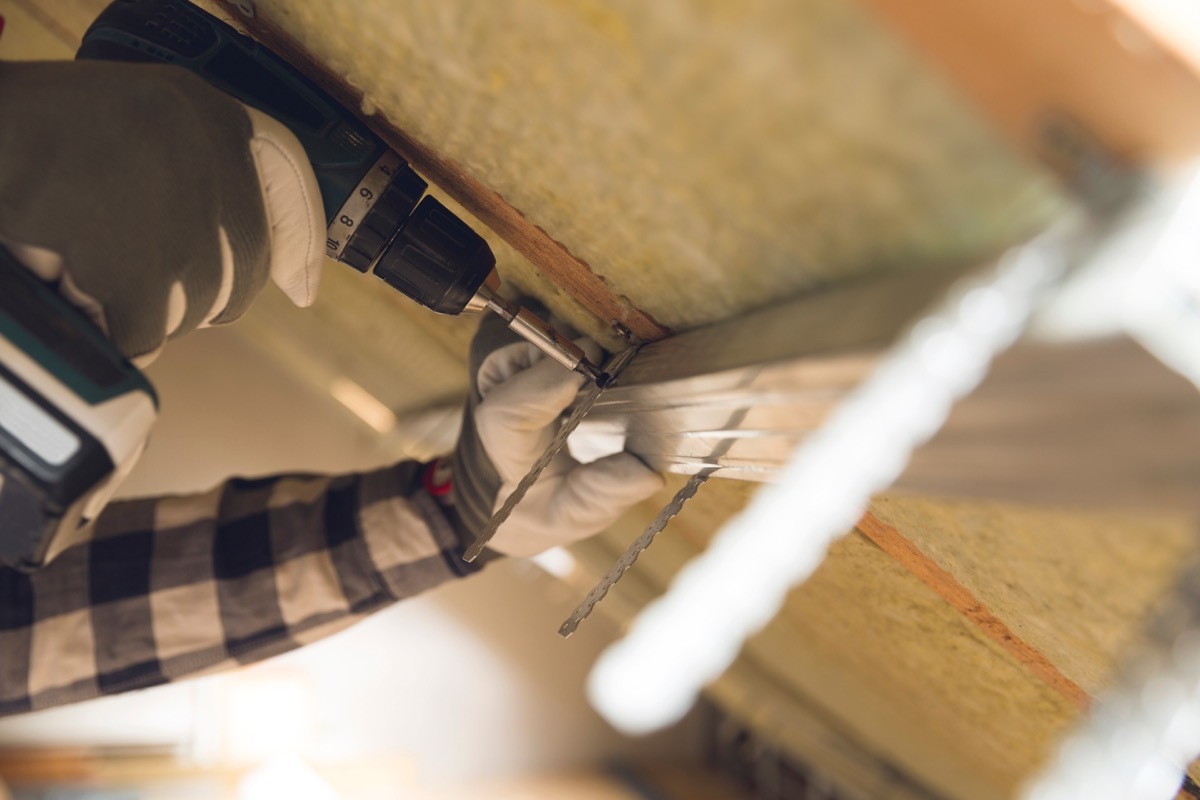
(858, 0), (1200, 165)
(210, 1), (671, 343)
(896, 337), (1200, 514)
(856, 512), (1090, 710)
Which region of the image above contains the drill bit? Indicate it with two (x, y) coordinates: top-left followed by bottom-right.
(558, 469), (714, 637)
(476, 285), (609, 384)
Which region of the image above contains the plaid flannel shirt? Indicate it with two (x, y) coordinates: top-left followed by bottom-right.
(0, 461), (482, 715)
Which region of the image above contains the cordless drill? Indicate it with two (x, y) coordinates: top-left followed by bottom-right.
(0, 0), (605, 570)
(76, 0), (606, 384)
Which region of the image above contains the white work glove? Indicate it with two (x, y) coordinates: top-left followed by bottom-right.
(449, 312), (664, 558)
(0, 60), (324, 363)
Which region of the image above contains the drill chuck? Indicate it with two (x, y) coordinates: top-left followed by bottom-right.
(374, 195), (497, 315)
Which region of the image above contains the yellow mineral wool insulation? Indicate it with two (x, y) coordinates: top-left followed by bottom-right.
(773, 529), (1080, 799)
(588, 478), (1199, 798)
(869, 496), (1199, 697)
(233, 0), (1064, 336)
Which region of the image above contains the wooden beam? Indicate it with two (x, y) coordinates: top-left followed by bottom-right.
(858, 0), (1200, 166)
(897, 337), (1200, 515)
(211, 1), (671, 343)
(856, 512), (1091, 711)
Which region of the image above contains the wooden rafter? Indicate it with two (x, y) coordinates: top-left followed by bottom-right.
(858, 0), (1200, 166)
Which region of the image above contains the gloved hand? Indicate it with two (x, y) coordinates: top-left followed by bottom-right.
(0, 60), (324, 363)
(449, 311), (664, 558)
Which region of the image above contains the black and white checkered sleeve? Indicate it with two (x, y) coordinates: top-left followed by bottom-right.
(0, 461), (483, 715)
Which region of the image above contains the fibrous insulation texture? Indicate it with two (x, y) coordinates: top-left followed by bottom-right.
(243, 0), (1061, 336)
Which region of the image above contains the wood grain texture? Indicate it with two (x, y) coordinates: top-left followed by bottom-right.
(858, 0), (1200, 165)
(896, 338), (1200, 514)
(857, 512), (1091, 711)
(210, 1), (671, 342)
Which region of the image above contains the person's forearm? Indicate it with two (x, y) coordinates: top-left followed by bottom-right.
(0, 462), (480, 715)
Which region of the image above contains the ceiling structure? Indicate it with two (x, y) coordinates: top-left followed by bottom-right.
(5, 1), (1200, 797)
